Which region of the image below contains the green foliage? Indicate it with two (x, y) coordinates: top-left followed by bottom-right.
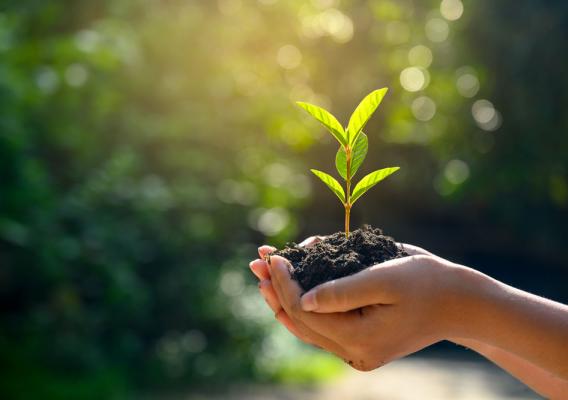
(0, 2), (310, 398)
(1, 0), (567, 398)
(310, 169), (346, 203)
(296, 101), (347, 146)
(336, 133), (368, 180)
(299, 90), (398, 234)
(351, 167), (400, 204)
(347, 88), (388, 146)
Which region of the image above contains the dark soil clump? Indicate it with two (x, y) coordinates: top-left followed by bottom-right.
(274, 225), (408, 292)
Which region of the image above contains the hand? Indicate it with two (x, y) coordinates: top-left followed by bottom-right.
(249, 239), (439, 344)
(251, 236), (344, 350)
(250, 236), (324, 341)
(250, 240), (568, 395)
(249, 240), (469, 370)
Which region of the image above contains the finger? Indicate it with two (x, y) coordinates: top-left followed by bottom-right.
(269, 255), (356, 336)
(269, 257), (358, 359)
(259, 279), (314, 344)
(398, 243), (433, 256)
(249, 259), (270, 280)
(256, 268), (345, 352)
(275, 309), (345, 354)
(275, 309), (314, 344)
(268, 256), (307, 316)
(259, 279), (282, 313)
(299, 235), (325, 248)
(258, 245), (277, 259)
(258, 280), (315, 345)
(300, 257), (416, 313)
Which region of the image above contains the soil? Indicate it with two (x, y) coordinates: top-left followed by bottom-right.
(273, 225), (408, 292)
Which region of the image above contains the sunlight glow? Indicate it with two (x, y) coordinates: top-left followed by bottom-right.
(218, 0), (242, 15)
(220, 270), (245, 297)
(456, 67), (480, 98)
(75, 30), (100, 53)
(277, 44), (302, 69)
(35, 66), (59, 94)
(217, 179), (258, 205)
(65, 63), (88, 87)
(319, 8), (354, 42)
(472, 99), (502, 131)
(400, 67), (428, 92)
(411, 96), (437, 121)
(425, 18), (449, 42)
(300, 8), (353, 42)
(472, 100), (495, 124)
(444, 159), (470, 184)
(408, 45), (433, 68)
(386, 21), (410, 44)
(249, 207), (290, 236)
(440, 0), (464, 21)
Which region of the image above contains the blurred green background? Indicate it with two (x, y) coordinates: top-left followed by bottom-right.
(1, 0), (566, 399)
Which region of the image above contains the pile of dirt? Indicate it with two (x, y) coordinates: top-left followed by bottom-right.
(274, 225), (408, 292)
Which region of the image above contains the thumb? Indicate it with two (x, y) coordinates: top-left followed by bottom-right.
(300, 258), (406, 313)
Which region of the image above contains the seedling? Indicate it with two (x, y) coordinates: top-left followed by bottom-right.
(296, 88), (399, 237)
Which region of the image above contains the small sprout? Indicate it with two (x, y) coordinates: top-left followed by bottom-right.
(296, 88), (399, 237)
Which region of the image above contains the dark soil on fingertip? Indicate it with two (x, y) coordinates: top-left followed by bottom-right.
(273, 225), (408, 292)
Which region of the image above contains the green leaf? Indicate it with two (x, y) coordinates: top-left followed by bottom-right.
(296, 101), (347, 146)
(350, 167), (399, 204)
(310, 169), (346, 203)
(347, 88), (388, 145)
(335, 132), (368, 180)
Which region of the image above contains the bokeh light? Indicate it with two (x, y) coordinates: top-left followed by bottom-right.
(455, 66), (480, 98)
(386, 21), (410, 44)
(444, 159), (470, 185)
(65, 63), (89, 87)
(408, 45), (433, 68)
(400, 67), (429, 92)
(35, 67), (59, 94)
(3, 1), (567, 397)
(249, 207), (290, 236)
(411, 96), (437, 121)
(472, 99), (502, 131)
(300, 7), (353, 43)
(425, 18), (450, 42)
(440, 0), (464, 21)
(277, 45), (303, 69)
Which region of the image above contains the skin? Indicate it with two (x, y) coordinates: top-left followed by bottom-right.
(249, 239), (568, 399)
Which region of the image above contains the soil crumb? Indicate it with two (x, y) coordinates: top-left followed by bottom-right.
(274, 225), (408, 292)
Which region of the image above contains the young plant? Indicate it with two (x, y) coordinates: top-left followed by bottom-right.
(296, 88), (399, 237)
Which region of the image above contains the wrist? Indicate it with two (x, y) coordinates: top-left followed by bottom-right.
(433, 260), (500, 342)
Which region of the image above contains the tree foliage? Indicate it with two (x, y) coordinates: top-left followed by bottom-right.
(0, 0), (567, 398)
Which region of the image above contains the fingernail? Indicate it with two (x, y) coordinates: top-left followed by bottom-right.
(259, 245), (276, 258)
(249, 260), (263, 279)
(301, 290), (318, 311)
(249, 261), (260, 276)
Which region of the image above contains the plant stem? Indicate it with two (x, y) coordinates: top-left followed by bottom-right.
(345, 145), (352, 238)
(345, 204), (351, 238)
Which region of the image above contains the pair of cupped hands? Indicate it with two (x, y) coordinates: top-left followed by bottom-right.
(249, 237), (472, 371)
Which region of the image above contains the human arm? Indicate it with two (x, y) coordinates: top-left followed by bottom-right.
(397, 244), (568, 398)
(250, 242), (568, 384)
(453, 338), (568, 399)
(294, 252), (568, 380)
